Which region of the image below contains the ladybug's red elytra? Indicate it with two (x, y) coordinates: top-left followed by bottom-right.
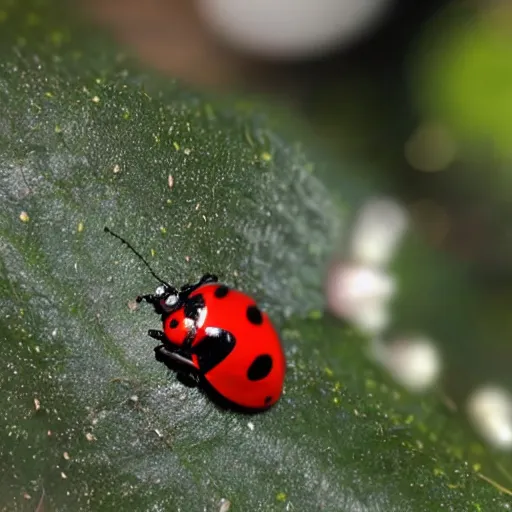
(104, 227), (286, 411)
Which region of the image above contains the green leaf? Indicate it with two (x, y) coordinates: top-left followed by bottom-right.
(410, 3), (512, 162)
(1, 1), (511, 510)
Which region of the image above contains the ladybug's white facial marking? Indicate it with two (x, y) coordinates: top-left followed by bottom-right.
(205, 326), (221, 337)
(196, 307), (207, 328)
(184, 318), (195, 330)
(155, 286), (166, 297)
(165, 294), (179, 307)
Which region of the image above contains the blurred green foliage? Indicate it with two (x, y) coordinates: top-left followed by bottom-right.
(412, 3), (512, 162)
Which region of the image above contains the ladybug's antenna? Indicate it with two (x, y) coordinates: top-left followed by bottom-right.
(104, 227), (172, 287)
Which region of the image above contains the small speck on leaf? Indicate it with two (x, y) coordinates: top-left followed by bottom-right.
(276, 492), (286, 502)
(33, 398), (40, 411)
(219, 498), (231, 512)
(19, 211), (29, 223)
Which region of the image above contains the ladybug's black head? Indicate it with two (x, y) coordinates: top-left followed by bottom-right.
(154, 284), (180, 311)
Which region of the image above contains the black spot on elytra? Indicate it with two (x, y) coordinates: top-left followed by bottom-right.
(247, 354), (273, 381)
(214, 285), (229, 298)
(169, 318), (179, 329)
(246, 305), (263, 325)
(264, 395), (272, 405)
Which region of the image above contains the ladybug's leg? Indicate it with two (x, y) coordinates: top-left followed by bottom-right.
(154, 346), (200, 387)
(148, 328), (189, 352)
(149, 330), (194, 363)
(154, 345), (198, 370)
(136, 294), (168, 316)
(147, 329), (168, 343)
(179, 274), (218, 297)
(136, 294), (159, 305)
(153, 344), (166, 362)
(197, 273), (219, 285)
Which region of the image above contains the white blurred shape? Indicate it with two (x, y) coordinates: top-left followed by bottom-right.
(351, 301), (390, 335)
(370, 336), (441, 392)
(350, 197), (409, 268)
(467, 385), (512, 450)
(326, 263), (395, 333)
(197, 0), (394, 60)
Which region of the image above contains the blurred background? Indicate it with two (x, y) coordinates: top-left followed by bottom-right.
(80, 0), (512, 453)
(82, 0), (512, 266)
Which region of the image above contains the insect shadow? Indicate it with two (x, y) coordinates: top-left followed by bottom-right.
(157, 354), (272, 416)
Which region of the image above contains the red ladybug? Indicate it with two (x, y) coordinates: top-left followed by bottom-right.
(105, 228), (286, 411)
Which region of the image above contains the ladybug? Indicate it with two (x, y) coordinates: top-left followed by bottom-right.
(104, 227), (286, 411)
